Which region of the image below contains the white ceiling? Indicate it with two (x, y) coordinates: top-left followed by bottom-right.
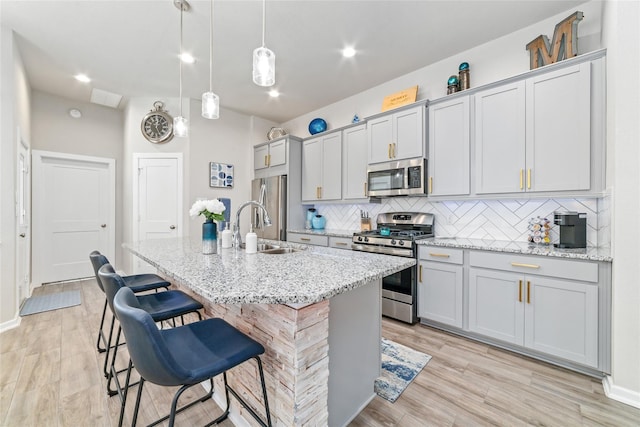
(1, 0), (584, 123)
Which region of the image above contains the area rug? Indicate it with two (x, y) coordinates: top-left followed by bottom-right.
(374, 338), (432, 403)
(19, 291), (81, 316)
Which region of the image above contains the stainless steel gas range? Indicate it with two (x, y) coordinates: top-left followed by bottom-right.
(352, 212), (434, 324)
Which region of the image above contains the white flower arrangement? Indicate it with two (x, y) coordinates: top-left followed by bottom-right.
(189, 199), (226, 222)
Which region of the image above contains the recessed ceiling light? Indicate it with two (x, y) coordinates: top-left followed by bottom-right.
(269, 90), (280, 98)
(74, 74), (91, 83)
(68, 108), (82, 119)
(342, 47), (356, 58)
(180, 53), (195, 64)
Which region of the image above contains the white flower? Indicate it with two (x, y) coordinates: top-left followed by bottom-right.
(190, 199), (226, 221)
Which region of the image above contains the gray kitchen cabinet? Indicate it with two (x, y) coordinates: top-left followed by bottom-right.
(468, 251), (599, 368)
(342, 123), (369, 200)
(427, 96), (470, 196)
(287, 232), (328, 247)
(368, 104), (425, 164)
(417, 246), (463, 328)
(254, 138), (286, 171)
(254, 135), (304, 181)
(475, 61), (592, 194)
(329, 236), (353, 250)
(302, 131), (342, 202)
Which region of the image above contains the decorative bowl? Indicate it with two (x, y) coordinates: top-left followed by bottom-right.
(308, 118), (327, 135)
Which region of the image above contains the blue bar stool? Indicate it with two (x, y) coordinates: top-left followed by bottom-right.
(90, 250), (171, 353)
(98, 264), (203, 398)
(113, 287), (272, 427)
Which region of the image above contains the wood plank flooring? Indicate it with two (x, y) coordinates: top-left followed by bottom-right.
(1, 279), (639, 426)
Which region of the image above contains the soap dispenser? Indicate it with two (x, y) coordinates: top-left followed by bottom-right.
(245, 225), (258, 254)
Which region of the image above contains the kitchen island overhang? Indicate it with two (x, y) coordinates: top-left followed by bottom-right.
(124, 237), (415, 427)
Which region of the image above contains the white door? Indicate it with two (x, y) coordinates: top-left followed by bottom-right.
(133, 154), (183, 273)
(16, 138), (30, 304)
(32, 151), (115, 285)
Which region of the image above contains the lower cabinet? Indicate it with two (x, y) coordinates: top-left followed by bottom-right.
(417, 247), (463, 328)
(469, 263), (599, 368)
(287, 232), (328, 246)
(328, 236), (353, 250)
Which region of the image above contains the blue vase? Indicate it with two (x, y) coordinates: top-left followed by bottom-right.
(202, 219), (217, 254)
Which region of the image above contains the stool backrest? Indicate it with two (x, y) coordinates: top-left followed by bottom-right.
(98, 263), (127, 316)
(89, 250), (109, 292)
(113, 287), (189, 386)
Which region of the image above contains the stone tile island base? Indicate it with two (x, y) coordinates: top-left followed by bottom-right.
(170, 277), (382, 427)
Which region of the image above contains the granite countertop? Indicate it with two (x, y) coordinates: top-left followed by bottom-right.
(288, 228), (358, 238)
(124, 237), (414, 305)
(418, 237), (612, 262)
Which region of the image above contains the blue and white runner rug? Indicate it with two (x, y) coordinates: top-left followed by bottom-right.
(375, 338), (432, 403)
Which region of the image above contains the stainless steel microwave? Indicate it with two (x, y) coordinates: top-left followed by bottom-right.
(367, 158), (427, 197)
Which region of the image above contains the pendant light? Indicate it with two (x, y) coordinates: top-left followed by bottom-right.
(201, 0), (219, 119)
(252, 0), (275, 87)
(174, 0), (189, 137)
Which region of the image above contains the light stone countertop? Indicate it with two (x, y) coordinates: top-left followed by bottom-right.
(124, 237), (414, 305)
(419, 237), (612, 262)
(288, 228), (358, 238)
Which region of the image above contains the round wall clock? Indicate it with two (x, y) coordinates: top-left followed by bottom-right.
(141, 101), (174, 143)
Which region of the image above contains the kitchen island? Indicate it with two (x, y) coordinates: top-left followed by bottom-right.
(124, 237), (414, 427)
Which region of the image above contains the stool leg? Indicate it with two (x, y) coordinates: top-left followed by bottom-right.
(118, 359), (134, 427)
(103, 315), (115, 378)
(255, 357), (273, 427)
(96, 298), (108, 353)
(132, 377), (145, 427)
(107, 326), (123, 396)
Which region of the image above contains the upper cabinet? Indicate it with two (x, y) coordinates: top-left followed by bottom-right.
(254, 136), (301, 179)
(368, 104), (425, 164)
(302, 131), (342, 202)
(427, 96), (470, 196)
(474, 60), (596, 195)
(342, 123), (369, 200)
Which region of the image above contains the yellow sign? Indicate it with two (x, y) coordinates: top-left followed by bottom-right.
(381, 86), (418, 112)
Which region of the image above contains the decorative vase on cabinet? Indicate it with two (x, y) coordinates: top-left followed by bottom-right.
(202, 219), (217, 254)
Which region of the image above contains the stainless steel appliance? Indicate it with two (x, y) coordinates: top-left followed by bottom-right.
(554, 211), (587, 248)
(251, 176), (287, 241)
(367, 158), (427, 197)
(352, 212), (435, 324)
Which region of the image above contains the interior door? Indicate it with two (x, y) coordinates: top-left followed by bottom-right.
(133, 154), (182, 273)
(32, 151), (115, 285)
(16, 139), (30, 303)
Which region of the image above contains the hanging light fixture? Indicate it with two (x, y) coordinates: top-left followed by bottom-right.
(202, 0), (219, 119)
(174, 0), (189, 137)
(252, 0), (275, 87)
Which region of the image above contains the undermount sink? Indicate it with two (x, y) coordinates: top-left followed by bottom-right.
(240, 243), (280, 251)
(260, 247), (301, 254)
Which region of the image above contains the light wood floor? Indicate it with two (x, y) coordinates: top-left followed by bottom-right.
(1, 279), (639, 427)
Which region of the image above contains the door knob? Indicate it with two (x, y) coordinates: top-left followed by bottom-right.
(19, 233), (26, 238)
(169, 225), (176, 230)
(101, 224), (107, 228)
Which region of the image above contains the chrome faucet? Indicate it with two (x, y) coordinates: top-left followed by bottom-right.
(232, 200), (272, 248)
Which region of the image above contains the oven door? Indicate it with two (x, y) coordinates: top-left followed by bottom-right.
(382, 264), (415, 304)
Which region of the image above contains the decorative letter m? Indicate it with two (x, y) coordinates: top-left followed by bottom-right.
(526, 11), (584, 70)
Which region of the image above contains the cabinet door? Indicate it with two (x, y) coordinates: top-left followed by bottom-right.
(395, 106), (424, 160)
(428, 96), (470, 196)
(368, 115), (393, 164)
(343, 124), (368, 199)
(302, 138), (323, 201)
(321, 132), (342, 200)
(417, 261), (463, 328)
(475, 82), (526, 194)
(469, 268), (524, 345)
(524, 277), (598, 367)
(269, 139), (287, 168)
(526, 62), (591, 192)
(254, 144), (269, 171)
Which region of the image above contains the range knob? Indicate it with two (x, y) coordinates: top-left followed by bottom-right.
(390, 239), (397, 245)
(398, 240), (405, 246)
(364, 237), (369, 243)
(357, 236), (363, 242)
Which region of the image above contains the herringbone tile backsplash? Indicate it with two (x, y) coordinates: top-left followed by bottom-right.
(312, 197), (607, 247)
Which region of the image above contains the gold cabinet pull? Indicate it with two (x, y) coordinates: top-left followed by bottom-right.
(268, 154), (271, 166)
(520, 169), (524, 190)
(334, 242), (348, 246)
(364, 182), (368, 196)
(419, 264), (423, 282)
(300, 237), (311, 242)
(316, 187), (319, 199)
(319, 186), (322, 199)
(392, 143), (397, 158)
(429, 253), (450, 258)
(511, 262), (540, 269)
(429, 176), (433, 194)
(527, 168), (531, 189)
(527, 281), (531, 304)
(518, 280), (523, 302)
(388, 143), (392, 159)
(264, 155), (268, 166)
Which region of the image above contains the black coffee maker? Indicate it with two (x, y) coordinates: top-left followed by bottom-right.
(553, 212), (587, 248)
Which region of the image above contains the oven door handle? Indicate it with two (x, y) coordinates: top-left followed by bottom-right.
(351, 244), (413, 257)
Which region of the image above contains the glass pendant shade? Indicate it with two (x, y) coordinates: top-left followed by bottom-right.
(202, 91), (219, 119)
(174, 116), (189, 137)
(253, 46), (275, 87)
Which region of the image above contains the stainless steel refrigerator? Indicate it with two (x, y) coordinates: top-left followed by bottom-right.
(251, 175), (287, 241)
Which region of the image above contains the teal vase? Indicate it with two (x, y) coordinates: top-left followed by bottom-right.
(202, 219), (217, 254)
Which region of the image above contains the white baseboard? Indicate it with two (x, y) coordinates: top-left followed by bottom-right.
(0, 316), (21, 333)
(603, 375), (640, 409)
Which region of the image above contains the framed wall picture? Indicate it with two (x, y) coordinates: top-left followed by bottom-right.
(210, 162), (234, 188)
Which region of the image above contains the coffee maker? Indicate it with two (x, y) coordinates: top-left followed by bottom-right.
(553, 212), (587, 248)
